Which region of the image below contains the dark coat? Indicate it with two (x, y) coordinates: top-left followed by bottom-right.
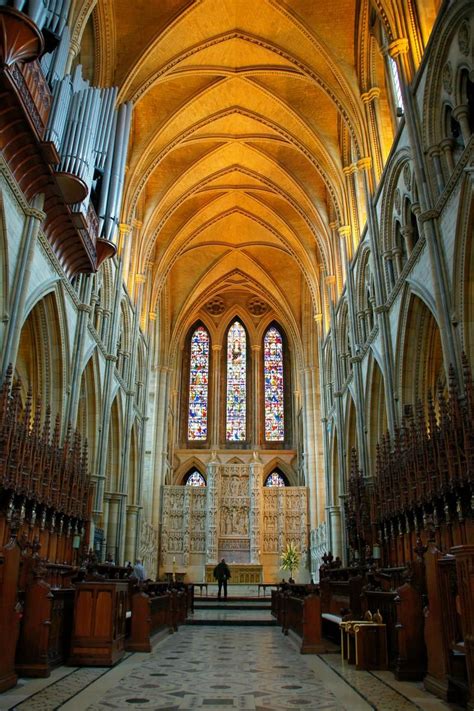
(213, 561), (231, 581)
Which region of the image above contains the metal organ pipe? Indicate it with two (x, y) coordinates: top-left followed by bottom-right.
(103, 102), (132, 242)
(44, 73), (72, 152)
(96, 110), (117, 235)
(41, 24), (70, 83)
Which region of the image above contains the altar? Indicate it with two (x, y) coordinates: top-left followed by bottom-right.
(205, 564), (263, 584)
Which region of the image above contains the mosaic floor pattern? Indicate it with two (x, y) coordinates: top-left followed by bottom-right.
(1, 626), (460, 711)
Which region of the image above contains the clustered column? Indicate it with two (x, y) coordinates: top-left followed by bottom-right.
(249, 453), (263, 563)
(205, 454), (220, 564)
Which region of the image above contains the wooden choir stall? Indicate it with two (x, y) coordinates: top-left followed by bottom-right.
(0, 367), (193, 692)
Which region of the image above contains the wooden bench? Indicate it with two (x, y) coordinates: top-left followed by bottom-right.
(319, 568), (364, 641)
(272, 584), (326, 653)
(340, 619), (388, 670)
(127, 589), (174, 652)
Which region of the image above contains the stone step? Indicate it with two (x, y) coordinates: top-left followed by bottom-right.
(187, 607), (277, 627)
(186, 619), (278, 626)
(195, 604), (271, 611)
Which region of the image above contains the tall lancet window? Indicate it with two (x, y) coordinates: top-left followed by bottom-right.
(264, 326), (284, 441)
(188, 326), (210, 440)
(226, 320), (247, 441)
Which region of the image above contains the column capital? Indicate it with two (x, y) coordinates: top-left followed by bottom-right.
(342, 163), (357, 177)
(361, 87), (381, 103)
(338, 225), (351, 238)
(388, 38), (409, 58)
(212, 344), (222, 351)
(314, 313), (323, 324)
(149, 311), (157, 321)
(135, 273), (146, 284)
(251, 344), (262, 352)
(119, 223), (132, 237)
(357, 157), (372, 172)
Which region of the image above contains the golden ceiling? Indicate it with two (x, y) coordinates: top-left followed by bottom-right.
(70, 0), (436, 351)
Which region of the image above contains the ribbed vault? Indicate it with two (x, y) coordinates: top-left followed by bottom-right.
(68, 0), (435, 356)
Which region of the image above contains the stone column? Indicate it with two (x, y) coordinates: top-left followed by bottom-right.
(151, 365), (171, 528)
(302, 365), (318, 529)
(93, 224), (130, 530)
(107, 493), (121, 562)
(124, 504), (139, 564)
(328, 505), (343, 559)
(205, 453), (220, 564)
(1, 194), (45, 379)
(249, 452), (263, 563)
(361, 87), (384, 182)
(64, 278), (94, 428)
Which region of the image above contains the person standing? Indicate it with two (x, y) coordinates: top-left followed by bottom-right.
(213, 558), (231, 599)
(133, 559), (146, 581)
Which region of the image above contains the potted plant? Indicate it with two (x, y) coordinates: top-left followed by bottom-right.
(280, 541), (300, 581)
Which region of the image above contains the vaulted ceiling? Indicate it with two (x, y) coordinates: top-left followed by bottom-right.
(70, 0), (435, 355)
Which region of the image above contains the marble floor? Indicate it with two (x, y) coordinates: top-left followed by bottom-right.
(0, 622), (461, 711)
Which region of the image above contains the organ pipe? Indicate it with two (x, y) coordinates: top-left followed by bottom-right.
(1, 0), (70, 33)
(2, 0), (133, 262)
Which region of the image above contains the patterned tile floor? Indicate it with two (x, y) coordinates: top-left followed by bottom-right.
(0, 624), (461, 711)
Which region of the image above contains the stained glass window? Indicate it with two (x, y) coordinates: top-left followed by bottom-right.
(264, 471), (287, 487)
(226, 320), (247, 441)
(264, 326), (284, 441)
(185, 469), (206, 487)
(188, 326), (209, 440)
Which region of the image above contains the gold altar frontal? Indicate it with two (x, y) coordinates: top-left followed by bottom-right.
(205, 564), (263, 584)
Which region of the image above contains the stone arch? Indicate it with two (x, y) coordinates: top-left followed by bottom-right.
(397, 291), (445, 411)
(263, 458), (296, 487)
(422, 0), (474, 150)
(173, 457), (207, 486)
(77, 350), (101, 471)
(344, 395), (357, 484)
(16, 289), (68, 423)
(365, 353), (387, 476)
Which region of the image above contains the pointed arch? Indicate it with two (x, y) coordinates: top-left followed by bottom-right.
(224, 317), (248, 444)
(397, 292), (445, 410)
(77, 350), (101, 470)
(16, 290), (68, 422)
(366, 354), (387, 477)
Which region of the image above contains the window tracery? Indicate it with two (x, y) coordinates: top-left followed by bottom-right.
(188, 326), (210, 441)
(226, 320), (247, 441)
(264, 470), (288, 487)
(264, 326), (284, 441)
(184, 469), (206, 487)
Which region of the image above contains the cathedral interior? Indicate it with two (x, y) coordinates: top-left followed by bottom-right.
(0, 0), (474, 708)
